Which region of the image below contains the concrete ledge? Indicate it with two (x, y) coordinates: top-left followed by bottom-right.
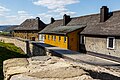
(87, 51), (120, 63)
(31, 43), (80, 57)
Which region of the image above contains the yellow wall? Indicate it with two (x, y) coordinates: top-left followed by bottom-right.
(43, 29), (83, 51)
(67, 29), (83, 51)
(44, 34), (68, 49)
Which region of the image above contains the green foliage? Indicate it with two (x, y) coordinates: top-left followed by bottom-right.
(0, 32), (10, 36)
(0, 42), (28, 80)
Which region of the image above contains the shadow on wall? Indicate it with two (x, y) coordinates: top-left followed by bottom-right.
(25, 41), (31, 56)
(80, 44), (86, 53)
(32, 43), (46, 56)
(26, 41), (47, 57)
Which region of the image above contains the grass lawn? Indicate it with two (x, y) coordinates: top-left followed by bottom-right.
(0, 42), (28, 80)
(0, 32), (10, 36)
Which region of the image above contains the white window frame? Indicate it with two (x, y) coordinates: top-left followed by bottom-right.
(107, 37), (115, 49)
(53, 36), (56, 41)
(39, 34), (45, 43)
(80, 35), (85, 44)
(64, 36), (67, 43)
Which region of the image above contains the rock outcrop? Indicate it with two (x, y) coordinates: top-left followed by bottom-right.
(3, 56), (93, 80)
(4, 56), (120, 80)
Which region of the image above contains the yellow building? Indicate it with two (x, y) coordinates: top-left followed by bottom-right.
(39, 15), (86, 51)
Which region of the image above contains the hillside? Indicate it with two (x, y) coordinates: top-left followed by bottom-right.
(0, 25), (18, 32)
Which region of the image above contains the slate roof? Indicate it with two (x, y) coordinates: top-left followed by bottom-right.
(39, 10), (120, 36)
(14, 18), (46, 31)
(40, 25), (86, 35)
(39, 19), (86, 35)
(80, 10), (120, 36)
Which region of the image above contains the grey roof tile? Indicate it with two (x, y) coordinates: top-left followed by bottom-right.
(14, 18), (46, 31)
(40, 10), (120, 36)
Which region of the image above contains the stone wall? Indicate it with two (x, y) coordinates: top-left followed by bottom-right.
(0, 36), (27, 53)
(30, 43), (46, 56)
(85, 36), (120, 58)
(13, 31), (39, 41)
(0, 36), (46, 56)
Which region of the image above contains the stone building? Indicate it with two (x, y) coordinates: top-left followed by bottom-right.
(80, 6), (120, 58)
(39, 6), (120, 58)
(13, 17), (46, 41)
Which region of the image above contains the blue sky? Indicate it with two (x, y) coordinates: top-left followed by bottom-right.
(0, 0), (120, 25)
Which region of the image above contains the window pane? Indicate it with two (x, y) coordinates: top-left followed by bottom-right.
(109, 38), (113, 48)
(81, 35), (84, 44)
(54, 36), (56, 41)
(44, 35), (46, 39)
(51, 36), (53, 40)
(64, 36), (66, 43)
(59, 36), (61, 41)
(48, 35), (50, 40)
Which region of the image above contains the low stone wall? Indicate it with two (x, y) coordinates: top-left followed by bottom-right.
(0, 36), (46, 56)
(30, 43), (46, 56)
(0, 36), (27, 53)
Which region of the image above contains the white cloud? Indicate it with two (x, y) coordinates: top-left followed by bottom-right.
(18, 11), (27, 14)
(33, 0), (79, 9)
(0, 10), (34, 25)
(0, 6), (10, 12)
(33, 0), (79, 16)
(0, 6), (10, 16)
(17, 10), (34, 20)
(38, 13), (52, 23)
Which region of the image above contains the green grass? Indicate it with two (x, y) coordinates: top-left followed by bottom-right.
(0, 42), (28, 80)
(0, 32), (10, 36)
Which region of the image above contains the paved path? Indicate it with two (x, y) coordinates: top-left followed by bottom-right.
(33, 43), (120, 67)
(87, 51), (120, 63)
(63, 53), (120, 66)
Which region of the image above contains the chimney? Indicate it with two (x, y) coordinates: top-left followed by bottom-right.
(36, 17), (40, 20)
(63, 14), (71, 26)
(100, 6), (109, 22)
(36, 17), (41, 30)
(51, 17), (55, 24)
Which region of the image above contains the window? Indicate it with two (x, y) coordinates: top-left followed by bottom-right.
(59, 36), (61, 42)
(64, 36), (67, 43)
(107, 37), (115, 49)
(80, 35), (85, 44)
(39, 34), (44, 41)
(51, 36), (53, 40)
(48, 35), (50, 40)
(53, 36), (56, 41)
(44, 35), (46, 39)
